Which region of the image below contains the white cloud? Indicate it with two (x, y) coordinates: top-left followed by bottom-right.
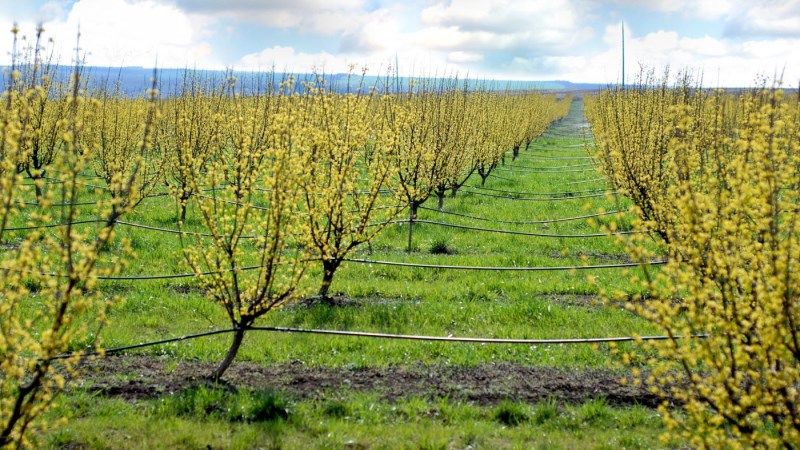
(609, 0), (734, 19)
(417, 0), (594, 54)
(447, 51), (483, 63)
(725, 1), (800, 37)
(557, 24), (800, 86)
(237, 45), (352, 73)
(611, 0), (800, 37)
(233, 0), (598, 78)
(171, 0), (368, 35)
(2, 0), (798, 85)
(1, 0), (220, 68)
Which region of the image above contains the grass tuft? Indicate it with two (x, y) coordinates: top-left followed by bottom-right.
(532, 398), (559, 424)
(493, 400), (528, 426)
(429, 238), (457, 255)
(158, 385), (289, 423)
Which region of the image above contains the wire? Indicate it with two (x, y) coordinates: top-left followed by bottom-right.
(487, 173), (516, 182)
(3, 207), (629, 244)
(506, 162), (595, 170)
(528, 144), (587, 150)
(2, 254), (664, 281)
(47, 328), (235, 360)
(116, 220), (253, 238)
(405, 219), (638, 238)
(1, 218), (253, 239)
(19, 191), (171, 208)
(0, 261), (281, 281)
(516, 154), (593, 160)
(463, 189), (609, 201)
(249, 326), (704, 345)
(418, 206), (622, 225)
(496, 166), (597, 174)
(48, 325), (708, 360)
(465, 184), (613, 197)
(23, 200), (100, 207)
(566, 178), (608, 185)
(3, 219), (104, 231)
(343, 258), (666, 271)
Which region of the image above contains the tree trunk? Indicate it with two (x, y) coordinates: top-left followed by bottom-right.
(178, 191), (191, 223)
(436, 190), (445, 210)
(480, 173), (489, 186)
(179, 202), (188, 223)
(28, 170), (45, 205)
(449, 186), (459, 198)
(210, 326), (246, 381)
(318, 259), (341, 299)
(34, 178), (44, 204)
(512, 144), (520, 161)
(0, 373), (42, 448)
(407, 201), (418, 253)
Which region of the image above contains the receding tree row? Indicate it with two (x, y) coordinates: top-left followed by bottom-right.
(0, 42), (569, 446)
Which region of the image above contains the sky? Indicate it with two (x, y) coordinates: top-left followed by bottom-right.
(1, 0), (799, 86)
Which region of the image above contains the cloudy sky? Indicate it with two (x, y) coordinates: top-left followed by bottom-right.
(1, 0), (799, 86)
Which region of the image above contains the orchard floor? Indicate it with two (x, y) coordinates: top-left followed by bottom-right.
(31, 98), (677, 449)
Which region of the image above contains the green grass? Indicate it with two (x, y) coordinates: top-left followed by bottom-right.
(10, 99), (673, 447)
(45, 389), (670, 449)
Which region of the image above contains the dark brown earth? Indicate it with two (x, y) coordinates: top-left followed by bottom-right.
(73, 355), (662, 407)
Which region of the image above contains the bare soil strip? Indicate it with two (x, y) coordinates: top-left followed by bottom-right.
(74, 356), (660, 407)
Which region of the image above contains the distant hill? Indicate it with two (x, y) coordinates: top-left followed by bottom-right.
(1, 66), (606, 96)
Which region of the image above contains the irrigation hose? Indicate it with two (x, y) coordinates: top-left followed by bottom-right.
(463, 189), (610, 201)
(417, 206), (622, 225)
(48, 325), (708, 361)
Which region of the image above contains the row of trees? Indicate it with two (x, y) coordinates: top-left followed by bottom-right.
(170, 75), (568, 378)
(0, 35), (569, 447)
(587, 74), (800, 447)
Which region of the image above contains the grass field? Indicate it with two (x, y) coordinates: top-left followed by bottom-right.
(12, 98), (674, 449)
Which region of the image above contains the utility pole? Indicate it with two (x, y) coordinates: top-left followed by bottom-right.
(621, 21), (625, 90)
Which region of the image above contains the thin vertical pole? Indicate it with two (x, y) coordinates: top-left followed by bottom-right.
(621, 21), (625, 90)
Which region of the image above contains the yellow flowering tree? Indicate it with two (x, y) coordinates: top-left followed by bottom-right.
(13, 25), (68, 204)
(92, 74), (165, 217)
(178, 81), (308, 380)
(297, 77), (400, 299)
(161, 72), (225, 222)
(590, 81), (800, 447)
(1, 62), (142, 447)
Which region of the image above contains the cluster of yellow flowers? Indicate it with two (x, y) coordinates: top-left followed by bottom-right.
(588, 75), (800, 447)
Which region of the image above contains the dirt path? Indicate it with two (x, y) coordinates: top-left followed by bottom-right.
(75, 355), (660, 407)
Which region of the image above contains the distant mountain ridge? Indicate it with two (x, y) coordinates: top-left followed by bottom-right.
(1, 66), (606, 95)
